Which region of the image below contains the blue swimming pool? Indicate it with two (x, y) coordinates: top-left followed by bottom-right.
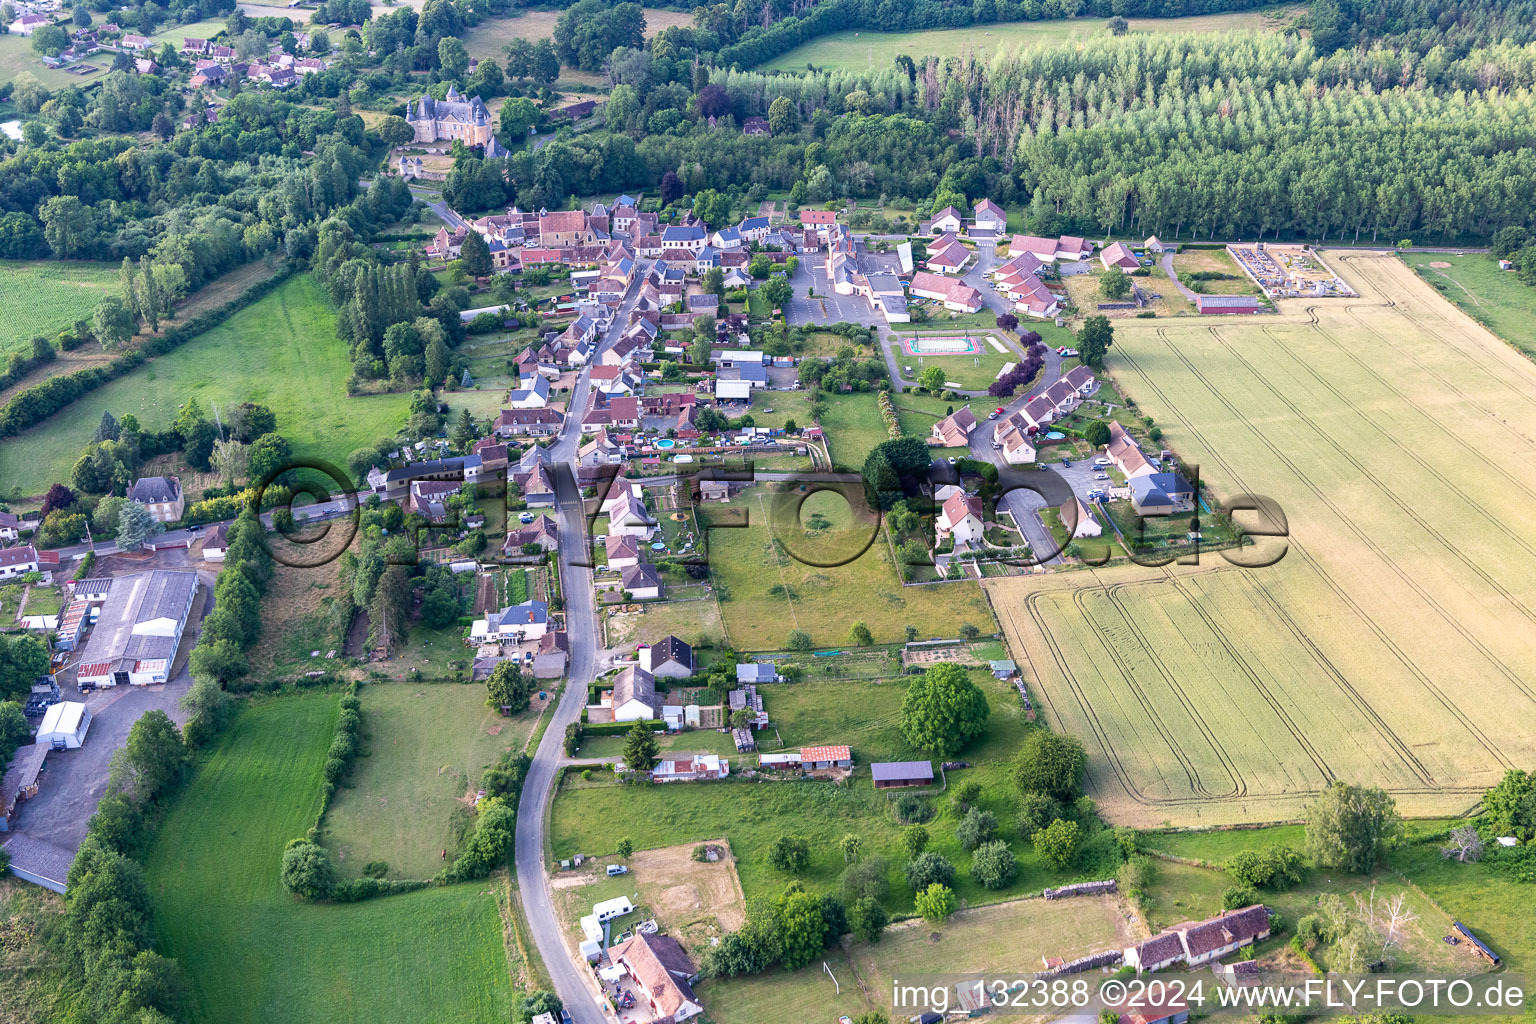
(656, 438), (676, 449)
(1045, 431), (1066, 440)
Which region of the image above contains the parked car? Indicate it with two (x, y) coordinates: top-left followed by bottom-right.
(991, 442), (1002, 450)
(606, 864), (629, 876)
(1094, 456), (1111, 467)
(1061, 458), (1071, 467)
(946, 456), (957, 464)
(1095, 472), (1109, 480)
(518, 512), (535, 523)
(987, 410), (999, 420)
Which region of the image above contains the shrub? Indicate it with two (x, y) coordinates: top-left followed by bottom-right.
(955, 807), (997, 852)
(1017, 791), (1062, 834)
(1228, 845), (1307, 890)
(1011, 731), (1087, 801)
(769, 834), (810, 872)
(903, 851), (955, 892)
(892, 793), (933, 824)
(280, 838), (334, 900)
(446, 797), (516, 881)
(363, 860), (390, 879)
(970, 840), (1019, 890)
(914, 883), (956, 922)
(1223, 884), (1261, 910)
(1032, 818), (1081, 870)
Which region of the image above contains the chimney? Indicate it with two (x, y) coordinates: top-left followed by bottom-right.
(638, 645), (652, 672)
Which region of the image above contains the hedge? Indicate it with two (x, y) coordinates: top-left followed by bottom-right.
(0, 262), (295, 438)
(582, 718), (665, 737)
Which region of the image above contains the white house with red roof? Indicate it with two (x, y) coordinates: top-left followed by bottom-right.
(930, 406), (977, 447)
(937, 491), (985, 546)
(926, 234), (971, 274)
(909, 271), (983, 313)
(0, 544), (40, 581)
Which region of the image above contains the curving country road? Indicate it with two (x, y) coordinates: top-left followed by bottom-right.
(513, 277), (645, 1024)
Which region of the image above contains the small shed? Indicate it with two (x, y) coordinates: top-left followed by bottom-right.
(35, 701), (91, 749)
(872, 760), (934, 789)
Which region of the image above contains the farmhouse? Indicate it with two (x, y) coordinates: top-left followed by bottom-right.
(76, 571), (197, 687)
(128, 475), (184, 523)
(0, 545), (40, 581)
(931, 406), (978, 447)
(1124, 905), (1271, 972)
(495, 408), (564, 437)
(1129, 472), (1195, 516)
(638, 635), (693, 678)
(872, 760), (934, 789)
(610, 665), (658, 722)
(1009, 234), (1092, 262)
(610, 932), (703, 1022)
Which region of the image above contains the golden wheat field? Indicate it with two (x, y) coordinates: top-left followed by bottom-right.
(987, 252), (1536, 826)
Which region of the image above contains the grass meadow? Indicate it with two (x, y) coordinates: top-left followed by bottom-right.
(701, 484), (995, 648)
(988, 252), (1536, 826)
(817, 391), (891, 469)
(1403, 252), (1536, 361)
(0, 260), (120, 358)
(897, 338), (1014, 391)
(0, 33), (107, 88)
(0, 274), (412, 497)
(757, 8), (1295, 72)
(324, 683), (540, 880)
(145, 694), (519, 1024)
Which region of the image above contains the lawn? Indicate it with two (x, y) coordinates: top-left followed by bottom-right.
(1169, 247), (1263, 296)
(987, 251), (1536, 826)
(701, 484), (995, 648)
(757, 8), (1296, 71)
(1403, 253), (1536, 361)
(551, 668), (1116, 914)
(897, 342), (1013, 391)
(0, 274), (413, 498)
(602, 595), (726, 649)
(148, 17), (228, 44)
(817, 390), (889, 469)
(145, 694), (520, 1024)
(324, 682), (542, 880)
(0, 260), (120, 358)
(0, 33), (107, 88)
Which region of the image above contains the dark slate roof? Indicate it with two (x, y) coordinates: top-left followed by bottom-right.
(128, 476), (180, 503)
(652, 634), (693, 669)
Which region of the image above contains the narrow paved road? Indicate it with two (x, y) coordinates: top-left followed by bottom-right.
(1160, 252), (1199, 302)
(514, 272), (647, 1024)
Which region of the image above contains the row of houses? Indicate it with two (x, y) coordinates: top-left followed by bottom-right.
(987, 364), (1100, 463)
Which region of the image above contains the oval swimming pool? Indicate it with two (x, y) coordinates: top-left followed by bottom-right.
(1044, 431), (1066, 440)
(656, 438), (677, 449)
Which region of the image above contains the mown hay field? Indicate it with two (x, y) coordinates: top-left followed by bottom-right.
(988, 252), (1536, 826)
(145, 694), (519, 1024)
(703, 484), (996, 648)
(757, 9), (1294, 72)
(0, 274), (412, 498)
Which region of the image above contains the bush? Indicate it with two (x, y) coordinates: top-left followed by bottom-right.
(955, 807), (997, 852)
(915, 882), (956, 922)
(1017, 791), (1062, 834)
(769, 834), (810, 872)
(1032, 818), (1081, 870)
(281, 838), (334, 900)
(1223, 884), (1261, 910)
(446, 797), (516, 881)
(892, 793), (933, 824)
(1011, 731), (1086, 801)
(1228, 845), (1307, 890)
(903, 851), (955, 891)
(970, 840), (1019, 890)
